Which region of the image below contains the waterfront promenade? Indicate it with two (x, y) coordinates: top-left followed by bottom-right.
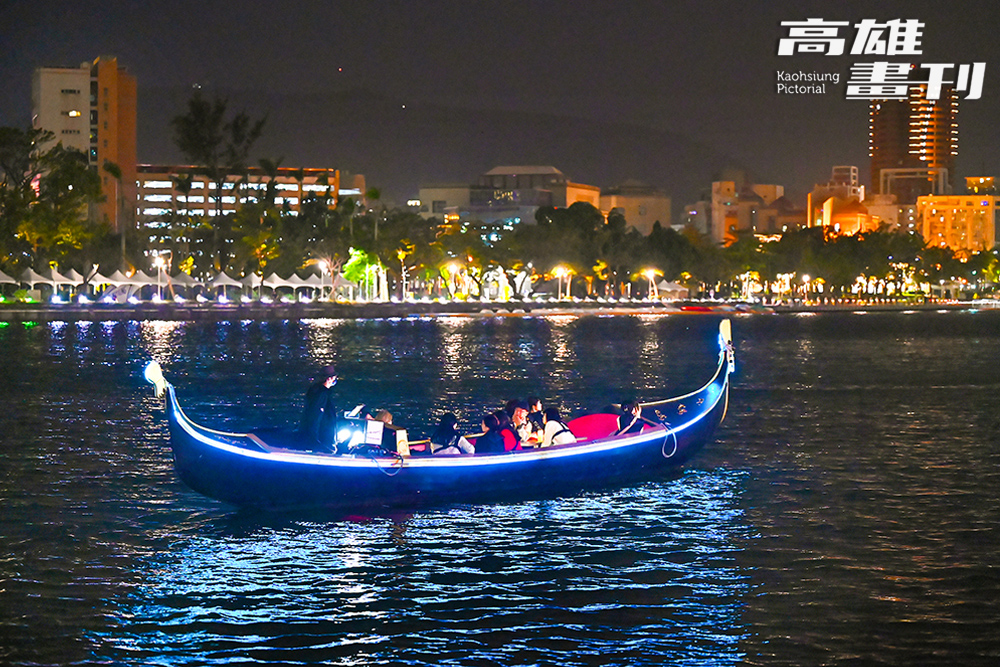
(0, 299), (987, 323)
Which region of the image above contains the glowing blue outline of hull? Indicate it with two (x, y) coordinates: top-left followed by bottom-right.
(153, 321), (735, 510)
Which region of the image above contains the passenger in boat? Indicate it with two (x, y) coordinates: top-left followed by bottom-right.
(494, 410), (520, 451)
(615, 400), (645, 435)
(371, 409), (402, 452)
(298, 365), (339, 450)
(510, 400), (539, 446)
(475, 414), (506, 453)
(429, 413), (475, 455)
(526, 396), (545, 432)
(541, 407), (577, 447)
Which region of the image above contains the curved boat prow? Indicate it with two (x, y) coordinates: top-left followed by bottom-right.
(720, 318), (735, 374)
(144, 360), (168, 398)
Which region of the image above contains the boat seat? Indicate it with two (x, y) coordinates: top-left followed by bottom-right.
(566, 413), (651, 440)
(567, 413), (620, 440)
(247, 430), (335, 454)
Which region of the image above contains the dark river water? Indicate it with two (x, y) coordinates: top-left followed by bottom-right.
(1, 310), (999, 666)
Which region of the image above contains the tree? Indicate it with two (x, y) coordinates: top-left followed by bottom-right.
(1, 134), (105, 270)
(171, 90), (266, 216)
(0, 127), (54, 268)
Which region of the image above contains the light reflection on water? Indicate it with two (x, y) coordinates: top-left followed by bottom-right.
(104, 469), (751, 666)
(4, 311), (1000, 665)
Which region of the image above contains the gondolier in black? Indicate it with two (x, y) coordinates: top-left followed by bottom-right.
(299, 365), (339, 451)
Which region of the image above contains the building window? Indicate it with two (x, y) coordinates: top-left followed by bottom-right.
(432, 200), (446, 213)
(61, 88), (81, 94)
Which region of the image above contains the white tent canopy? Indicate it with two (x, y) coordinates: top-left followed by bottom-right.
(63, 268), (85, 283)
(133, 270), (159, 284)
(261, 273), (298, 289)
(168, 272), (200, 287)
(0, 268), (17, 284)
(332, 273), (356, 289)
(656, 280), (689, 298)
(208, 272), (244, 288)
(241, 273), (263, 288)
(40, 267), (76, 286)
(87, 271), (115, 286)
(300, 273), (323, 287)
(20, 268), (55, 287)
(104, 270), (137, 286)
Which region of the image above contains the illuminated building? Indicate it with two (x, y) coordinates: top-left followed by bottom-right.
(754, 196), (806, 235)
(31, 56), (137, 231)
(811, 165), (864, 202)
(819, 198), (879, 235)
(808, 166), (879, 234)
(869, 77), (958, 203)
(965, 176), (997, 195)
(136, 165), (365, 244)
(709, 179), (786, 244)
(915, 194), (998, 254)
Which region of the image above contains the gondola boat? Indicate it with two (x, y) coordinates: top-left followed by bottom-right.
(144, 320), (736, 510)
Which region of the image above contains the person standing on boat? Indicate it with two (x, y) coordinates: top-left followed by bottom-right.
(616, 400), (644, 435)
(299, 365), (339, 450)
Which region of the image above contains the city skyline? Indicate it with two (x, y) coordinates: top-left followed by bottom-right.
(3, 0), (999, 208)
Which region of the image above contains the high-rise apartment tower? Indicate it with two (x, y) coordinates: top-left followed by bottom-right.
(32, 56), (137, 231)
(869, 75), (957, 204)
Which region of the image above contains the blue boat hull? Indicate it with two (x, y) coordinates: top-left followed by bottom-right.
(157, 323), (735, 510)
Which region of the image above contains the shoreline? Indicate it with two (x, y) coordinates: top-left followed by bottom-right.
(0, 299), (993, 323)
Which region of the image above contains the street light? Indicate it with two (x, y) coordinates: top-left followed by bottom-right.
(642, 268), (661, 299)
(153, 255), (166, 301)
(553, 266), (567, 300)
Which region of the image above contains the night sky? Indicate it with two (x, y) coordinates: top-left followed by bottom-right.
(3, 0), (999, 209)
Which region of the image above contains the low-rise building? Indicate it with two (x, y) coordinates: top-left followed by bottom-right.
(755, 196), (807, 234)
(137, 165), (365, 216)
(710, 181), (786, 244)
(136, 165), (365, 243)
(966, 176), (997, 195)
(811, 165), (865, 203)
(916, 194), (999, 254)
(418, 166), (600, 230)
(600, 181), (671, 235)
